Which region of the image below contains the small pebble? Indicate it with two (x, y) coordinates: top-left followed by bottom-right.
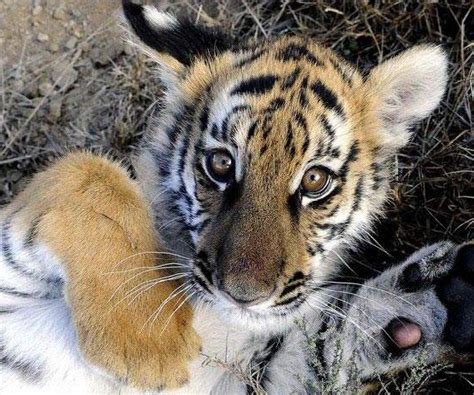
(53, 8), (67, 21)
(65, 37), (77, 49)
(38, 81), (53, 96)
(49, 43), (59, 52)
(73, 29), (83, 38)
(37, 33), (49, 42)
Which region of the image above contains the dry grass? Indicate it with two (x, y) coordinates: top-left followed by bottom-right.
(0, 0), (472, 392)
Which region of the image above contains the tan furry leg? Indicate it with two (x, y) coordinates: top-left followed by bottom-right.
(11, 152), (200, 390)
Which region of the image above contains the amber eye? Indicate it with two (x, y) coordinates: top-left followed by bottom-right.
(301, 167), (331, 195)
(206, 150), (235, 183)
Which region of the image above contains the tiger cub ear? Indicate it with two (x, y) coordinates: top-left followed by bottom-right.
(365, 45), (448, 151)
(122, 0), (232, 77)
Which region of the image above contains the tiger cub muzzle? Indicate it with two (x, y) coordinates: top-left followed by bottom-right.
(201, 189), (308, 308)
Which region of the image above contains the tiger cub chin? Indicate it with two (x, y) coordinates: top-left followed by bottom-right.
(2, 0), (468, 393)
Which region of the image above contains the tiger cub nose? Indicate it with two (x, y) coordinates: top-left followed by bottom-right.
(217, 275), (274, 306)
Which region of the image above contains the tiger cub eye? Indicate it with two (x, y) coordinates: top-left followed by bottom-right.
(301, 167), (329, 193)
(208, 150), (234, 181)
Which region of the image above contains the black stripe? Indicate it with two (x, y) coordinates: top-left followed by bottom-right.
(1, 215), (22, 273)
(319, 115), (336, 157)
(247, 121), (257, 141)
(261, 115), (272, 140)
(311, 81), (344, 115)
(0, 344), (43, 383)
(274, 293), (302, 306)
(293, 112), (308, 132)
(279, 281), (304, 298)
(196, 254), (213, 285)
(338, 141), (360, 182)
(194, 274), (212, 294)
(231, 75), (277, 96)
(210, 123), (219, 139)
(314, 315), (330, 377)
(24, 215), (42, 248)
(236, 48), (266, 68)
(0, 286), (38, 299)
(352, 177), (365, 212)
(329, 57), (354, 86)
(247, 336), (285, 395)
(320, 115), (335, 138)
(281, 67), (301, 89)
(264, 97), (285, 113)
(199, 105), (209, 132)
(277, 44), (323, 66)
(329, 147), (340, 158)
(287, 190), (301, 220)
(222, 105), (252, 141)
(1, 212), (71, 297)
(302, 133), (310, 155)
(288, 271), (305, 283)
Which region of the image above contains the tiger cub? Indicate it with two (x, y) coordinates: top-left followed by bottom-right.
(1, 0), (472, 393)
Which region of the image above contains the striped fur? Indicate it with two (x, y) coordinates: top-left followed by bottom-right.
(1, 1), (465, 393)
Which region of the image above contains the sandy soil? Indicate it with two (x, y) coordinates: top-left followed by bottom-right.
(0, 0), (120, 67)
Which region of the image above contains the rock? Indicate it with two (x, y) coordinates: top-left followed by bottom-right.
(48, 97), (62, 121)
(49, 43), (59, 52)
(38, 81), (53, 96)
(53, 8), (67, 21)
(73, 28), (83, 38)
(37, 33), (49, 42)
(52, 61), (78, 90)
(32, 5), (42, 16)
(65, 37), (77, 50)
(33, 0), (41, 7)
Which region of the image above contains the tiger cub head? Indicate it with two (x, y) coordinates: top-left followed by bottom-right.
(123, 1), (448, 326)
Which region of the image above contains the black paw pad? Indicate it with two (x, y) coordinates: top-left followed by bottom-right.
(444, 308), (474, 353)
(399, 263), (424, 292)
(453, 243), (474, 282)
(437, 243), (474, 354)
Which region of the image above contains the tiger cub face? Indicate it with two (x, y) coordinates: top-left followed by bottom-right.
(124, 1), (447, 325)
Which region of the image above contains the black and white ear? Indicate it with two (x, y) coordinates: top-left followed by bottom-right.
(122, 0), (232, 78)
(366, 45), (448, 150)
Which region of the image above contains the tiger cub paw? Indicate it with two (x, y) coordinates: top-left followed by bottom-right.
(355, 241), (473, 369)
(328, 241), (473, 381)
(394, 241), (474, 355)
(77, 308), (201, 390)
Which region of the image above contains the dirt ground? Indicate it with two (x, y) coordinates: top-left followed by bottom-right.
(0, 0), (119, 66)
(0, 0), (472, 392)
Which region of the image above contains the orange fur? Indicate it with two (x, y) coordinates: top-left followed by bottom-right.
(12, 152), (200, 389)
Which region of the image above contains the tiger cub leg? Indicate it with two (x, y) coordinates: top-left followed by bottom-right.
(321, 241), (473, 389)
(6, 152), (200, 390)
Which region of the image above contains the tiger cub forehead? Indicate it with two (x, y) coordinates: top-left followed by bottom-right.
(182, 36), (377, 192)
